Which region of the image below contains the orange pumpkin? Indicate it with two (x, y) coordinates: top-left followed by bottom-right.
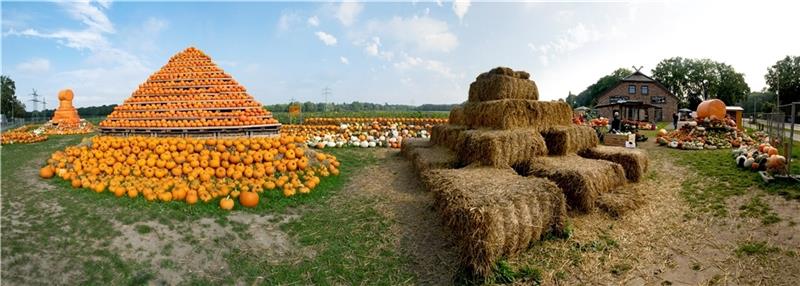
(239, 191), (259, 208)
(696, 99), (726, 120)
(40, 166), (55, 179)
(219, 196), (234, 210)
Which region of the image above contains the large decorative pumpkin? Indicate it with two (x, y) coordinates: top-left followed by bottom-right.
(696, 99), (726, 120)
(239, 191), (259, 208)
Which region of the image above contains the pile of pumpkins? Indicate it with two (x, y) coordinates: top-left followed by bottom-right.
(732, 143), (787, 174)
(656, 120), (750, 150)
(39, 135), (341, 210)
(282, 119), (436, 149)
(1, 125), (48, 145)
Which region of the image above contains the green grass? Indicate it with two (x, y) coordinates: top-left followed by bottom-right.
(1, 134), (415, 285)
(738, 196), (781, 225)
(662, 148), (800, 220)
(735, 241), (780, 256)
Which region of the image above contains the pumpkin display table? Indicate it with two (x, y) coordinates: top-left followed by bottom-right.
(99, 47), (280, 137)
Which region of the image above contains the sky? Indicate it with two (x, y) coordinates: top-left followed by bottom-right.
(1, 0), (799, 110)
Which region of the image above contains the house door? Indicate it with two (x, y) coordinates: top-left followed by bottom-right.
(654, 109), (663, 122)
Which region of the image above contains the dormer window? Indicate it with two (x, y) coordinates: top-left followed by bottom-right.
(628, 85), (636, 94)
(641, 85), (649, 95)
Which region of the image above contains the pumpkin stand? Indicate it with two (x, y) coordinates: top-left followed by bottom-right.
(402, 67), (649, 278)
(655, 99), (754, 150)
(98, 47), (281, 137)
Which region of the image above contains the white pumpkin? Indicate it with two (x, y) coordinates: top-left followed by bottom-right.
(360, 141), (369, 148)
(368, 141), (376, 147)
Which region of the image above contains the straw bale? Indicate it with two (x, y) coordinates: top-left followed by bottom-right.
(468, 74), (539, 102)
(524, 155), (626, 212)
(597, 187), (645, 218)
(578, 146), (649, 182)
(430, 124), (466, 150)
(455, 128), (547, 168)
(540, 125), (599, 156)
(408, 146), (458, 173)
(462, 99), (572, 130)
(423, 167), (567, 278)
(400, 137), (433, 158)
(448, 105), (465, 126)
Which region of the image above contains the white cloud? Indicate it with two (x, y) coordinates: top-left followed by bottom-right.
(59, 1), (115, 33)
(362, 37), (394, 60)
(452, 0), (471, 21)
(336, 1), (363, 26)
(315, 31), (338, 46)
(529, 22), (602, 66)
(16, 58), (51, 73)
(394, 53), (456, 79)
(340, 56), (350, 65)
(366, 16), (458, 53)
(307, 16), (319, 27)
(277, 11), (299, 32)
(436, 0), (443, 7)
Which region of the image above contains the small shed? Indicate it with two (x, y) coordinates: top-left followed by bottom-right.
(726, 106), (744, 130)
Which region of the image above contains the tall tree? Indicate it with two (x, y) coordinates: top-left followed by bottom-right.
(574, 68), (632, 108)
(565, 91), (577, 107)
(1, 75), (26, 119)
(652, 57), (749, 109)
(765, 55), (800, 106)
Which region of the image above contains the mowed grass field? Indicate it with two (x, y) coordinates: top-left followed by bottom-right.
(1, 121), (798, 285)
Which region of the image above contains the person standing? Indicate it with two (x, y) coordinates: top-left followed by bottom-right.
(611, 111), (622, 132)
(673, 112), (679, 129)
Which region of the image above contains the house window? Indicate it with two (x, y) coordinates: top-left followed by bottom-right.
(651, 96), (666, 104)
(628, 85), (636, 94)
(609, 96), (629, 103)
(641, 85), (649, 95)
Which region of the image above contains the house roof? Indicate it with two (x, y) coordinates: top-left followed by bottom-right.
(595, 69), (678, 104)
(622, 70), (656, 82)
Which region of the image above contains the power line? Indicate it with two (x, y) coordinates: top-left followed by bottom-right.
(322, 87), (332, 112)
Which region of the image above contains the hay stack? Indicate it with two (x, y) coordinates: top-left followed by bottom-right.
(540, 125), (599, 156)
(578, 146), (649, 182)
(468, 67), (539, 102)
(455, 128), (548, 168)
(430, 124), (466, 150)
(448, 105), (465, 126)
(524, 155), (626, 212)
(400, 137), (433, 158)
(462, 99), (572, 130)
(423, 167), (567, 277)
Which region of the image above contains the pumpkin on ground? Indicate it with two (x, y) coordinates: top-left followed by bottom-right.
(220, 196), (234, 210)
(239, 191), (259, 207)
(40, 166), (55, 179)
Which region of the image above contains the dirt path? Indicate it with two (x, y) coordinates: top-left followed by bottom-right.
(509, 147), (800, 285)
(341, 149), (460, 285)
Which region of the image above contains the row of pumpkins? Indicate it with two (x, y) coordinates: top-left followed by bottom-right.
(39, 136), (341, 210)
(282, 120), (438, 149)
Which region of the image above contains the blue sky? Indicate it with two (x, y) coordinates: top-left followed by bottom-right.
(2, 1), (799, 109)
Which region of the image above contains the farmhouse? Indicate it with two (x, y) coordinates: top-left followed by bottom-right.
(595, 70), (678, 122)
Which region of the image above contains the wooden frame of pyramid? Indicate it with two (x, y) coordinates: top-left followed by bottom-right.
(99, 47), (281, 137)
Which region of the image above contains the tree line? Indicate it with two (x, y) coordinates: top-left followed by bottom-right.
(566, 55), (799, 112)
(265, 101), (457, 113)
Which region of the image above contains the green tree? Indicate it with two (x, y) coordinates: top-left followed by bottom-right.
(1, 75), (26, 119)
(302, 101), (317, 112)
(574, 68), (632, 107)
(565, 91), (577, 107)
(765, 55), (800, 105)
(652, 57), (749, 108)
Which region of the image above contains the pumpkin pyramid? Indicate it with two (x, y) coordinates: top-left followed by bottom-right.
(99, 47), (280, 135)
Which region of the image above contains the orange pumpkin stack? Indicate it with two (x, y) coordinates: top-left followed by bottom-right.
(99, 46), (280, 134)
